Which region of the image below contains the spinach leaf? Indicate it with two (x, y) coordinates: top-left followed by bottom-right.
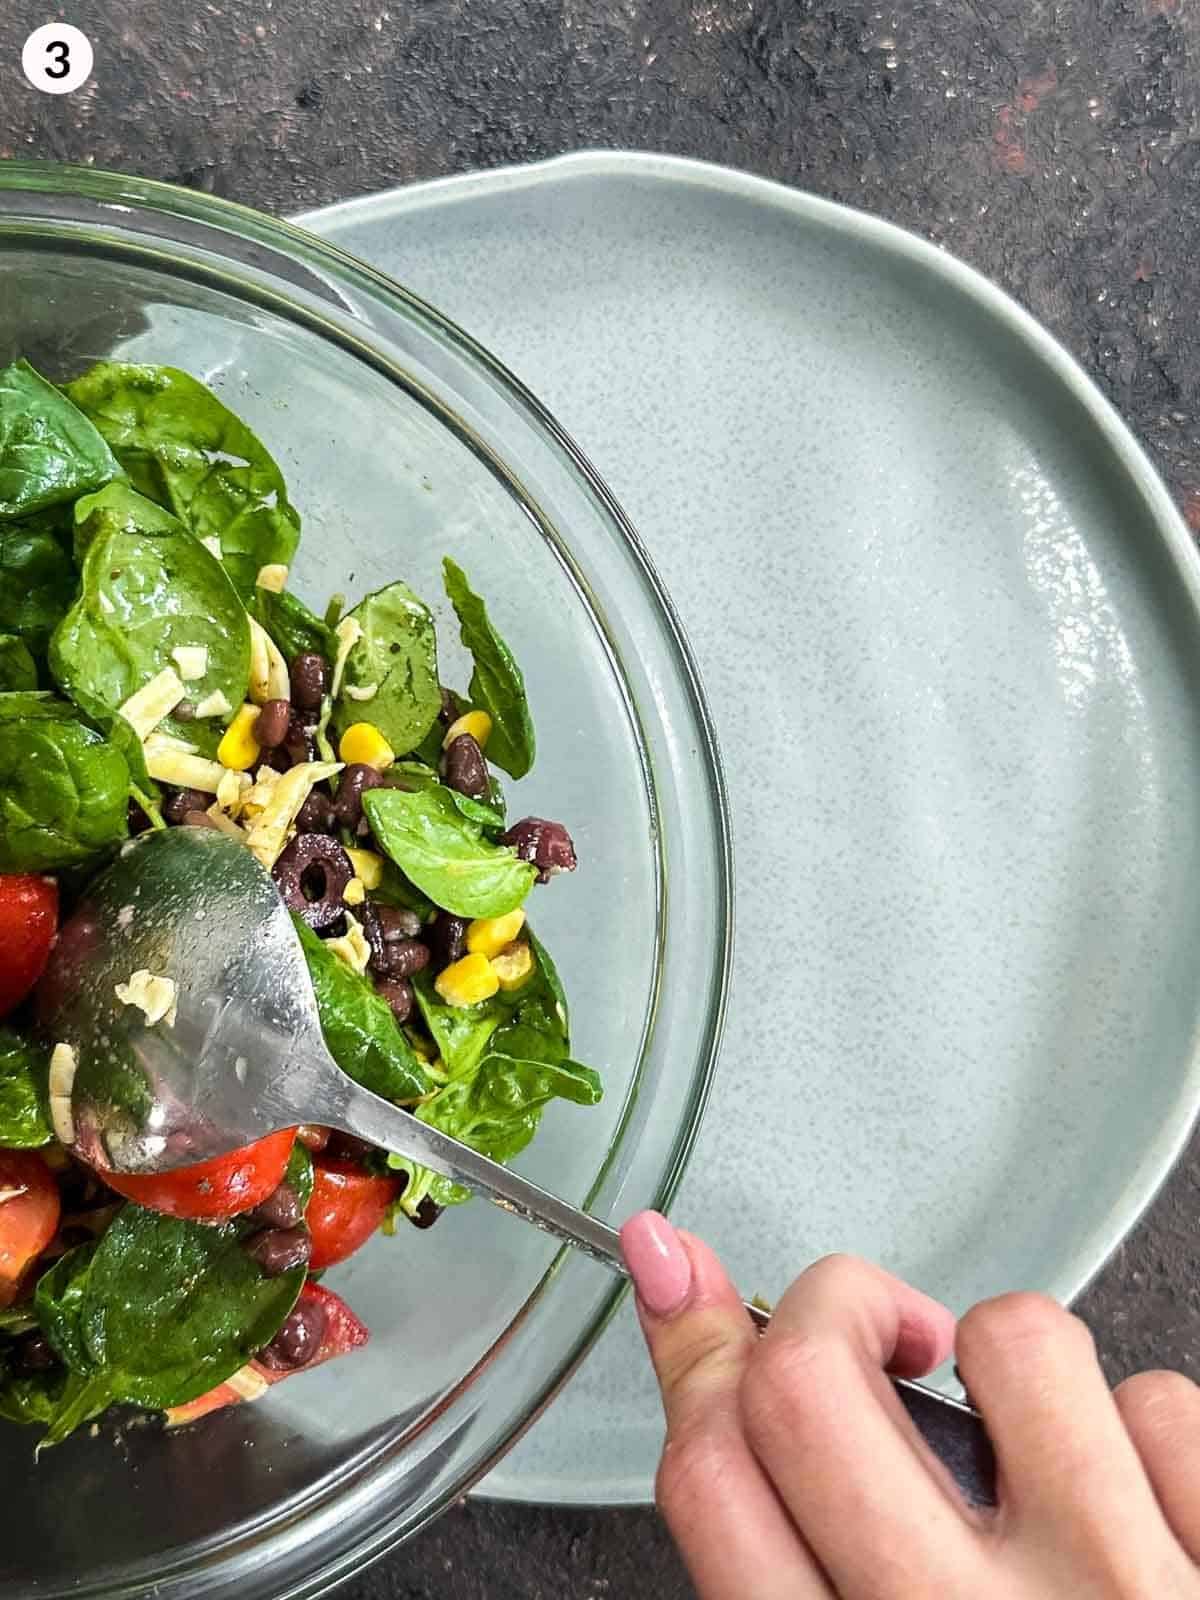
(391, 760), (506, 831)
(0, 517), (78, 655)
(0, 634), (37, 691)
(285, 1139), (315, 1213)
(490, 929), (572, 1066)
(0, 1028), (52, 1147)
(391, 1050), (601, 1214)
(0, 709), (129, 870)
(0, 359), (120, 522)
(250, 586), (337, 666)
(0, 690), (75, 722)
(362, 786), (535, 919)
(331, 581), (442, 756)
(370, 857), (435, 923)
(0, 1305), (37, 1336)
(442, 559), (535, 780)
(294, 916), (434, 1104)
(50, 485), (251, 758)
(0, 1364), (95, 1431)
(65, 363), (300, 599)
(72, 477), (181, 562)
(32, 1206), (304, 1438)
(412, 970), (504, 1081)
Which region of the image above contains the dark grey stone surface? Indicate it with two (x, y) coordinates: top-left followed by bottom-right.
(2, 1), (1199, 1593)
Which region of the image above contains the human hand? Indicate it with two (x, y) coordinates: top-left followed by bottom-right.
(620, 1211), (1200, 1598)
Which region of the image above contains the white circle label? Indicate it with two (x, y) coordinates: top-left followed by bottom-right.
(21, 24), (93, 95)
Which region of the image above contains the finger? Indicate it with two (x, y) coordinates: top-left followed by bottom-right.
(740, 1254), (979, 1598)
(622, 1213), (833, 1600)
(1115, 1369), (1200, 1563)
(956, 1294), (1178, 1558)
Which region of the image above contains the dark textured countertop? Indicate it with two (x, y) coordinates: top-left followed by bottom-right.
(3, 1), (1200, 1593)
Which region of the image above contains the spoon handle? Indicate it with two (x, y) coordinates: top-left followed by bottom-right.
(335, 1089), (995, 1507)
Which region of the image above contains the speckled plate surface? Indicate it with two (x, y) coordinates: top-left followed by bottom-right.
(298, 151), (1200, 1505)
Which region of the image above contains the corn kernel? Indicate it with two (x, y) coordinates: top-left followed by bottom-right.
(443, 709), (493, 750)
(434, 952), (500, 1008)
(345, 847), (384, 889)
(338, 721), (395, 771)
(343, 876), (366, 906)
(491, 940), (534, 992)
(217, 703), (262, 772)
(466, 908), (526, 960)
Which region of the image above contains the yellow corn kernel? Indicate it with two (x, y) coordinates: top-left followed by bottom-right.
(443, 709), (492, 750)
(434, 952), (500, 1008)
(217, 703), (262, 772)
(491, 939), (534, 992)
(345, 847), (384, 889)
(343, 876), (366, 906)
(466, 908), (526, 960)
(338, 721), (395, 771)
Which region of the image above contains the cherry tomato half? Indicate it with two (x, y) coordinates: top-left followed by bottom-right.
(0, 1151), (60, 1306)
(306, 1157), (401, 1270)
(101, 1129), (297, 1222)
(0, 874), (58, 1019)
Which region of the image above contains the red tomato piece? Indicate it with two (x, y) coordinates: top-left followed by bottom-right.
(163, 1282), (369, 1426)
(100, 1129), (297, 1221)
(0, 1151), (61, 1306)
(0, 874), (58, 1019)
(306, 1156), (401, 1270)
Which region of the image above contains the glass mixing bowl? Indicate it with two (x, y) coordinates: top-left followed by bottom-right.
(0, 163), (731, 1599)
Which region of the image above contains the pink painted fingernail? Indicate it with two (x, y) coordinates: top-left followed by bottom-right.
(620, 1211), (693, 1318)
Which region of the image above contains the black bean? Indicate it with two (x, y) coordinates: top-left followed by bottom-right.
(501, 816), (578, 883)
(384, 938), (430, 978)
(294, 790), (334, 833)
(290, 652), (329, 711)
(326, 1131), (374, 1160)
(13, 1333), (58, 1376)
(127, 798), (153, 835)
(173, 698), (196, 722)
(245, 1226), (311, 1277)
(283, 709), (317, 768)
(271, 833), (354, 930)
(333, 762), (385, 829)
(428, 910), (468, 970)
(163, 786), (211, 826)
(411, 1196), (442, 1230)
(253, 1180), (303, 1230)
(441, 733), (489, 800)
(297, 1124), (330, 1152)
(358, 901), (389, 972)
(255, 698), (291, 749)
(182, 809), (219, 829)
(375, 975), (414, 1023)
(378, 906), (423, 941)
(258, 1296), (327, 1370)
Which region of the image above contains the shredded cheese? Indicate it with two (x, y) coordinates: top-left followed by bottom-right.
(205, 804), (247, 840)
(194, 689), (232, 720)
(247, 617), (290, 705)
(242, 759), (342, 869)
(48, 1043), (77, 1145)
(118, 668), (186, 740)
(200, 535), (223, 560)
(224, 1365), (270, 1402)
(171, 645), (208, 682)
(143, 735), (225, 793)
(344, 681), (379, 703)
(325, 912), (371, 975)
(255, 563), (288, 593)
(114, 970), (179, 1028)
(215, 767), (251, 816)
(330, 615), (362, 700)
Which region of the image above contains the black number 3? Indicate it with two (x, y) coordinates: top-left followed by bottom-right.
(45, 38), (70, 79)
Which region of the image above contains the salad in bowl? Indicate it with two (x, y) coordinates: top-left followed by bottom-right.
(0, 357), (599, 1446)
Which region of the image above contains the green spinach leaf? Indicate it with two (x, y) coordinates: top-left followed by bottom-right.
(0, 1029), (52, 1147)
(0, 709), (129, 870)
(442, 559), (535, 779)
(490, 929), (572, 1066)
(65, 363), (300, 599)
(412, 970), (504, 1081)
(250, 586), (337, 665)
(0, 360), (120, 522)
(285, 1139), (315, 1213)
(50, 485), (251, 758)
(31, 1206), (304, 1439)
(72, 477), (182, 562)
(0, 517), (78, 655)
(391, 759), (506, 831)
(362, 785), (535, 919)
(294, 916), (434, 1104)
(331, 581), (442, 756)
(0, 634), (37, 691)
(0, 690), (75, 722)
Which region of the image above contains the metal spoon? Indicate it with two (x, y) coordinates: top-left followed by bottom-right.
(38, 825), (995, 1504)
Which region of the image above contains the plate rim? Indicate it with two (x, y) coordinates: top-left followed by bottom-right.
(296, 148), (1200, 1506)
